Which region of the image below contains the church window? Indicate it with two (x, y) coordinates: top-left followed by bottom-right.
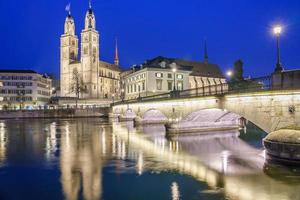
(84, 47), (88, 55)
(70, 52), (75, 60)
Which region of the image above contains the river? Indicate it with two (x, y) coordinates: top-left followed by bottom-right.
(0, 118), (299, 200)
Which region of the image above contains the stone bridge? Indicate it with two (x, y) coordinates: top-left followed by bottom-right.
(112, 89), (300, 133)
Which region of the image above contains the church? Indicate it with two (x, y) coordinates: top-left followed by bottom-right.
(60, 4), (121, 99)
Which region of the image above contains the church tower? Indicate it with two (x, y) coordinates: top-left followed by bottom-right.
(114, 39), (119, 66)
(81, 3), (99, 98)
(60, 11), (79, 96)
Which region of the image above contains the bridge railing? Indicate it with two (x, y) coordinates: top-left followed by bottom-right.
(114, 75), (300, 105)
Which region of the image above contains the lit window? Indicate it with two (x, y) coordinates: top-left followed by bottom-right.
(156, 79), (162, 90)
(155, 73), (163, 78)
(168, 81), (172, 90)
(177, 74), (183, 79)
(177, 81), (183, 90)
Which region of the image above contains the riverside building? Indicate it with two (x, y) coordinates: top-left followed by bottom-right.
(0, 70), (52, 110)
(123, 54), (226, 100)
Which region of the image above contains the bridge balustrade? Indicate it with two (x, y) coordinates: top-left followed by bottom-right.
(114, 75), (300, 105)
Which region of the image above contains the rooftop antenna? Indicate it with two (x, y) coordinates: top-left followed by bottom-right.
(204, 39), (208, 63)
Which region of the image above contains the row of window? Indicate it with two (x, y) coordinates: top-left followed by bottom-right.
(0, 89), (32, 94)
(99, 70), (118, 79)
(37, 83), (49, 89)
(155, 73), (184, 79)
(38, 90), (50, 96)
(156, 80), (184, 91)
(0, 76), (33, 80)
(2, 82), (33, 87)
(2, 96), (33, 102)
(127, 82), (146, 94)
(127, 73), (146, 83)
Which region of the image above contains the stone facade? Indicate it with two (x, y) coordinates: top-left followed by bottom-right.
(123, 65), (191, 100)
(60, 8), (121, 100)
(122, 56), (227, 100)
(0, 70), (52, 110)
(113, 89), (300, 133)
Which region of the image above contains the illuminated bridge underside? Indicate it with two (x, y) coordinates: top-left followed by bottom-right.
(113, 90), (300, 133)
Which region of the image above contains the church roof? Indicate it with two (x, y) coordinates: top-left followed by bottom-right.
(143, 56), (224, 78)
(99, 61), (122, 72)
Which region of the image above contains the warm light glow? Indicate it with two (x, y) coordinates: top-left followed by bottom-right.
(172, 68), (177, 73)
(226, 70), (233, 77)
(273, 26), (282, 35)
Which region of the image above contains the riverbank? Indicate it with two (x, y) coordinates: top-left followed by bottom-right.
(0, 107), (110, 119)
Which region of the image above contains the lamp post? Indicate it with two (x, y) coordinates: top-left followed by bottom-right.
(172, 68), (177, 91)
(273, 25), (283, 72)
(112, 94), (115, 105)
(121, 89), (125, 102)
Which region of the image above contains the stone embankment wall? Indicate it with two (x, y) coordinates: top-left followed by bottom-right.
(0, 108), (110, 119)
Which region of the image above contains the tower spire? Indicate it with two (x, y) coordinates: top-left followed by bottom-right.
(204, 39), (208, 64)
(114, 38), (119, 66)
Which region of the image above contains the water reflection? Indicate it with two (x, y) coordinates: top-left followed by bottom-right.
(0, 122), (6, 165)
(60, 120), (105, 200)
(171, 182), (180, 200)
(0, 119), (299, 200)
(113, 122), (300, 200)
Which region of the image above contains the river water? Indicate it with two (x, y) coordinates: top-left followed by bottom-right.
(0, 118), (299, 200)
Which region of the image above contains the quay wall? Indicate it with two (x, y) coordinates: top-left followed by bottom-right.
(0, 108), (110, 119)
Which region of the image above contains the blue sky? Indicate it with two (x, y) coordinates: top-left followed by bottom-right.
(0, 0), (300, 79)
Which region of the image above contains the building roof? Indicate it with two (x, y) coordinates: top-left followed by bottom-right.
(143, 56), (224, 78)
(99, 61), (122, 72)
(0, 69), (37, 74)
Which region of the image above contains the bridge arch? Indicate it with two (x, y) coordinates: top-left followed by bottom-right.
(142, 109), (168, 121)
(113, 90), (300, 133)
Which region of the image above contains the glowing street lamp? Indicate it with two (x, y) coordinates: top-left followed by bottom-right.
(273, 25), (283, 72)
(226, 70), (233, 78)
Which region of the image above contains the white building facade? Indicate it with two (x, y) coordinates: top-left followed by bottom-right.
(60, 6), (121, 100)
(122, 56), (227, 100)
(0, 70), (52, 110)
(124, 65), (191, 99)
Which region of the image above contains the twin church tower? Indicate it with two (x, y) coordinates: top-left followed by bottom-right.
(60, 3), (121, 99)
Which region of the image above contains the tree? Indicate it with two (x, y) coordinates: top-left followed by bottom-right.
(70, 68), (87, 108)
(233, 59), (244, 81)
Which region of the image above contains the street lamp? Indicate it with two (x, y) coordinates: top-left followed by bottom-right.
(172, 68), (177, 91)
(121, 89), (125, 102)
(112, 94), (115, 104)
(273, 25), (283, 72)
(226, 70), (233, 78)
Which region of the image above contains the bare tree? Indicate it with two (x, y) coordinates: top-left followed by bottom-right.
(70, 68), (87, 108)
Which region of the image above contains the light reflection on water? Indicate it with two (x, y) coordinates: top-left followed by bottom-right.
(0, 118), (299, 200)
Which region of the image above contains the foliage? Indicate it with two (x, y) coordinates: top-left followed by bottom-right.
(232, 59), (244, 81)
(70, 68), (87, 99)
(70, 68), (88, 107)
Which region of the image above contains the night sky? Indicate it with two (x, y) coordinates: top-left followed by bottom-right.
(1, 0), (300, 79)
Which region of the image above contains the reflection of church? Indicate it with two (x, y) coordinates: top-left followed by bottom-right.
(60, 3), (121, 99)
